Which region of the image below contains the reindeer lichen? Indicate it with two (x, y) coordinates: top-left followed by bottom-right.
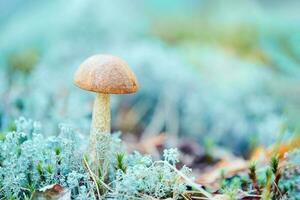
(0, 118), (191, 199)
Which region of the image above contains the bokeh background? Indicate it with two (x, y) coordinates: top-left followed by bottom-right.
(1, 0), (300, 157)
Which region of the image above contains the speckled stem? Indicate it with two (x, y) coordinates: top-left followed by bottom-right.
(92, 93), (110, 132)
(90, 93), (110, 167)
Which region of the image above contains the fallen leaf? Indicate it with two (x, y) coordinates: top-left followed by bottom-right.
(250, 135), (300, 162)
(196, 158), (249, 189)
(32, 184), (71, 200)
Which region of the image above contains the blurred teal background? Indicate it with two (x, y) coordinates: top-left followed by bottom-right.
(1, 0), (300, 155)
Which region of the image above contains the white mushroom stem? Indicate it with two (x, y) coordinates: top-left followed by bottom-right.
(90, 93), (110, 165)
(92, 93), (111, 132)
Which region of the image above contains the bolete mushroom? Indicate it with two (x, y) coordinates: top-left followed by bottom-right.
(74, 54), (138, 163)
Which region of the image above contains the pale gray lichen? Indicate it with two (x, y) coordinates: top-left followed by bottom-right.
(0, 117), (190, 199)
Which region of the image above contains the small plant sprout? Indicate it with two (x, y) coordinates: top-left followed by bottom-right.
(262, 168), (273, 200)
(270, 155), (279, 175)
(248, 161), (260, 194)
(270, 155), (282, 197)
(115, 152), (126, 173)
(74, 54), (138, 166)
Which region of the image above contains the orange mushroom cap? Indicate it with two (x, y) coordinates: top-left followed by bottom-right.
(74, 54), (138, 94)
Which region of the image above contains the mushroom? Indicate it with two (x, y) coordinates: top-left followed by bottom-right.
(74, 54), (138, 162)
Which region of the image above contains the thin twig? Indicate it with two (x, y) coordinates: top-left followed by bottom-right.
(96, 176), (113, 192)
(182, 193), (191, 200)
(272, 179), (283, 198)
(183, 191), (210, 200)
(237, 189), (261, 198)
(83, 156), (101, 199)
(155, 161), (214, 200)
(83, 157), (113, 193)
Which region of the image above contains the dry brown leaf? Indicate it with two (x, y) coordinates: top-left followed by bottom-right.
(196, 158), (249, 189)
(250, 135), (300, 161)
(268, 135), (300, 159)
(32, 184), (71, 200)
